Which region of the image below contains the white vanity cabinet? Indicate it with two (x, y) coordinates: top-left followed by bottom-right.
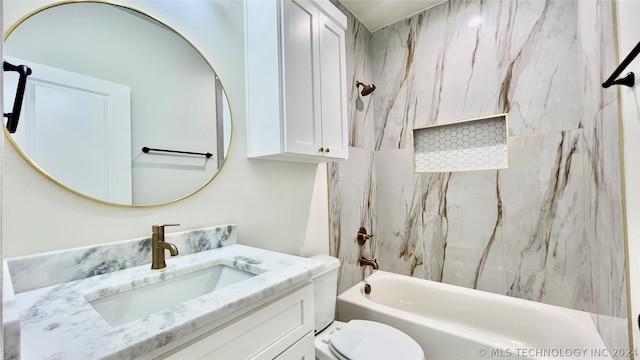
(246, 0), (348, 162)
(140, 283), (315, 359)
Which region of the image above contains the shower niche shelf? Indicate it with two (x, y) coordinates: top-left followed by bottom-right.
(412, 114), (509, 173)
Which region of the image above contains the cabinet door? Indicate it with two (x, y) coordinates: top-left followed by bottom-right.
(318, 12), (348, 159)
(282, 0), (323, 156)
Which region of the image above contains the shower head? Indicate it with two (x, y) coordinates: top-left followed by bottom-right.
(356, 81), (376, 96)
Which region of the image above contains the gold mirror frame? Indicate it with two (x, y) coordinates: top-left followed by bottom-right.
(3, 0), (234, 207)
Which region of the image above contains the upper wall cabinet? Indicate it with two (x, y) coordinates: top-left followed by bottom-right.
(245, 0), (348, 162)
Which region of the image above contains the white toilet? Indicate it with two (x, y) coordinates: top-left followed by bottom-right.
(310, 255), (424, 360)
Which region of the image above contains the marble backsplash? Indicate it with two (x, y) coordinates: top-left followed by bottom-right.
(6, 224), (236, 293)
(329, 0), (628, 353)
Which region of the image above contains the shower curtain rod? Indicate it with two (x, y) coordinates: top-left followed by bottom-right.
(602, 40), (640, 88)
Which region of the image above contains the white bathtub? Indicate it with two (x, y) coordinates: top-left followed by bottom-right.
(337, 271), (611, 360)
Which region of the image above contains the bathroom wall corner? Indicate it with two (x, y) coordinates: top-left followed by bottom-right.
(300, 163), (330, 257)
(615, 0), (640, 352)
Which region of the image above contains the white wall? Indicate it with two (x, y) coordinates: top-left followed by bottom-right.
(2, 0), (329, 258)
(616, 0), (640, 351)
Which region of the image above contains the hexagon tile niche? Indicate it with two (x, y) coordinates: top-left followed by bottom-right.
(412, 114), (509, 173)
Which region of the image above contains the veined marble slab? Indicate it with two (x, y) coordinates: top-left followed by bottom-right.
(374, 148), (424, 278)
(501, 131), (590, 310)
(328, 147), (376, 294)
(7, 224), (236, 293)
(371, 0), (581, 151)
(576, 0), (626, 352)
(340, 1), (375, 150)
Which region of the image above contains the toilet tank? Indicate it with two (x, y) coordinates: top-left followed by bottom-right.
(310, 255), (340, 333)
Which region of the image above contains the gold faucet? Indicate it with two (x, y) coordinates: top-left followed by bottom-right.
(151, 224), (180, 269)
(359, 257), (379, 270)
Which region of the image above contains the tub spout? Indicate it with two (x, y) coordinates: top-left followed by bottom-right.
(359, 257), (379, 270)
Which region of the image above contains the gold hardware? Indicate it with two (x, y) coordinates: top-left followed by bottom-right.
(355, 81), (376, 96)
(325, 148), (330, 153)
(319, 147), (324, 152)
(151, 224), (180, 269)
(359, 257), (379, 270)
(357, 227), (373, 245)
(364, 283), (372, 294)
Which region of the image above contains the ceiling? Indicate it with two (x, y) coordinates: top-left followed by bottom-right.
(338, 0), (447, 32)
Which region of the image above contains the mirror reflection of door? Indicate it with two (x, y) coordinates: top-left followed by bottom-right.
(4, 56), (133, 204)
(3, 1), (232, 206)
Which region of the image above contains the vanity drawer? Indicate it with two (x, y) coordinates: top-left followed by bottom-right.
(273, 332), (315, 360)
(160, 283), (314, 359)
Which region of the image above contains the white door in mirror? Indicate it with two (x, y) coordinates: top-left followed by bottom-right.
(3, 56), (132, 204)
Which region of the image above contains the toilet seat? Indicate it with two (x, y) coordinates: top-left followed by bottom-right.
(327, 320), (423, 360)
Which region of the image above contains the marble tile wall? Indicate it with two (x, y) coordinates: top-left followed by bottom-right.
(577, 0), (627, 351)
(329, 147), (376, 293)
(329, 1), (377, 294)
(329, 0), (628, 352)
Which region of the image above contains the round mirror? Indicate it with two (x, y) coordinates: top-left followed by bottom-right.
(3, 1), (232, 206)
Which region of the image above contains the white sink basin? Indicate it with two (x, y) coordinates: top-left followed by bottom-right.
(86, 264), (256, 326)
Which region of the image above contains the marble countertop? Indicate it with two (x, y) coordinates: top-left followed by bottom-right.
(4, 226), (325, 360)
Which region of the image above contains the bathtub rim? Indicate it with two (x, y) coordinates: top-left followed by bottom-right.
(336, 270), (610, 359)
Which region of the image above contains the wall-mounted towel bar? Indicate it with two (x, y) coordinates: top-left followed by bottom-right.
(3, 60), (32, 133)
(142, 146), (213, 159)
(602, 41), (640, 88)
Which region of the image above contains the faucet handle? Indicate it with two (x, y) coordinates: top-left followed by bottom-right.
(357, 227), (374, 245)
